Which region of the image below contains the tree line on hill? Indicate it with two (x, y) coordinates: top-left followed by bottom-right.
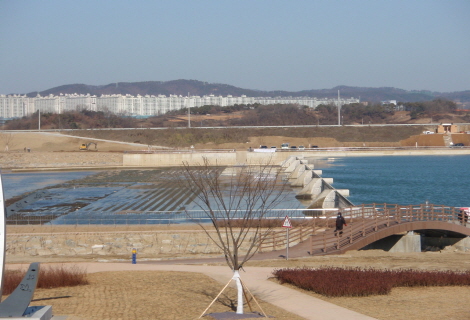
(3, 98), (468, 130)
(24, 80), (470, 105)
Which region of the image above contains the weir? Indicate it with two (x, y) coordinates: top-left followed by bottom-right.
(280, 156), (352, 210)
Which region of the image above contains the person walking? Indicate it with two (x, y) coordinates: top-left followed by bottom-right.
(334, 212), (347, 236)
(458, 209), (468, 226)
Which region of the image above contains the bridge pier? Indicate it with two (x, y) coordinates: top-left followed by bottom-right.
(361, 232), (421, 253)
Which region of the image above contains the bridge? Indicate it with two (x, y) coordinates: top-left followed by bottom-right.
(256, 203), (470, 258)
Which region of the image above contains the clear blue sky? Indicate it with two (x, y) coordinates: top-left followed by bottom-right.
(1, 0), (469, 94)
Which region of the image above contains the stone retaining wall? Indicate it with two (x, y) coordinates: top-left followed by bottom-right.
(6, 230), (258, 258)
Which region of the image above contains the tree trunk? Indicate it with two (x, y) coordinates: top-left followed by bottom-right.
(232, 270), (243, 314)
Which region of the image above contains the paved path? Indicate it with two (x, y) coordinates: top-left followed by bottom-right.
(8, 262), (377, 320)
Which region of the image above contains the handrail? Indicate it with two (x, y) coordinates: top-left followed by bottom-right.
(307, 203), (468, 255)
(256, 203), (469, 255)
(258, 226), (311, 253)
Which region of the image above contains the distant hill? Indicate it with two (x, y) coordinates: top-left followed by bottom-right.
(26, 80), (470, 105)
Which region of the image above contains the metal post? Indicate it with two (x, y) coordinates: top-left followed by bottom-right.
(362, 204), (365, 236)
(187, 92), (191, 128)
(286, 228), (289, 260)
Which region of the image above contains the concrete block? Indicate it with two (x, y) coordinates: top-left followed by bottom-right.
(362, 233), (421, 253)
(389, 234), (421, 253)
(336, 189), (350, 197)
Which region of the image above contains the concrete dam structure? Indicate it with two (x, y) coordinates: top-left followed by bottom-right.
(280, 156), (352, 210)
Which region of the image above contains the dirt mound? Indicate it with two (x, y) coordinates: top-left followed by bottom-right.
(0, 132), (146, 152)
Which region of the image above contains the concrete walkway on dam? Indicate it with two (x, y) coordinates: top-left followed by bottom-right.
(123, 148), (470, 167)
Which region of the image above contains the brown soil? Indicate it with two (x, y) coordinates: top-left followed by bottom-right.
(0, 132), (145, 153)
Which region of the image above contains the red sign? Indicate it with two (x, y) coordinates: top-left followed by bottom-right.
(282, 216), (292, 228)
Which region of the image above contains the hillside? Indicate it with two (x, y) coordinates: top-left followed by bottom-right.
(67, 126), (431, 150)
(25, 80), (470, 106)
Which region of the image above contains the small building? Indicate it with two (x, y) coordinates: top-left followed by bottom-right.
(437, 123), (458, 133)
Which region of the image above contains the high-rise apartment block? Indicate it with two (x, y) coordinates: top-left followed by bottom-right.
(0, 93), (359, 119)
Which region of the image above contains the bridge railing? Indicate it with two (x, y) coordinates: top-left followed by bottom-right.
(6, 208), (321, 226)
(258, 225), (311, 253)
(307, 203), (466, 255)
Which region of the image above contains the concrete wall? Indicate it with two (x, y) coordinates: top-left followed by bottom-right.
(123, 149), (470, 167)
(123, 151), (294, 167)
(123, 152), (238, 167)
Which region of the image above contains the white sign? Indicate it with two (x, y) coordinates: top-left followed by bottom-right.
(282, 216), (292, 228)
(253, 148), (276, 153)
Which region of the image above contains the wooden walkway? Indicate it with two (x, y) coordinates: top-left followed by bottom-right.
(256, 203), (470, 258)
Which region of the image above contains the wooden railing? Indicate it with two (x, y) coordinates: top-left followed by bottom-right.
(258, 226), (311, 253)
(258, 203), (468, 255)
(309, 203), (467, 255)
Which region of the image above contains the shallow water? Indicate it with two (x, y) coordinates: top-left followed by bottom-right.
(3, 155), (469, 224)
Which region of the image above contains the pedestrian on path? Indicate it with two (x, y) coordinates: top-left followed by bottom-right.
(334, 212), (347, 236)
(458, 209), (468, 226)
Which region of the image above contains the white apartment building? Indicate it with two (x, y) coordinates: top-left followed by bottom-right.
(0, 94), (33, 118)
(254, 96), (360, 108)
(0, 93), (359, 119)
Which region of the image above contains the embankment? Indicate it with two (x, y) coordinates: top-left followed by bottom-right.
(1, 147), (470, 170)
(5, 225), (278, 262)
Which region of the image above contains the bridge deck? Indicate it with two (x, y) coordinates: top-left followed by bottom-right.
(256, 203), (470, 258)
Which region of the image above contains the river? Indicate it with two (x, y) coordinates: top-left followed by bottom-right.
(310, 154), (470, 208)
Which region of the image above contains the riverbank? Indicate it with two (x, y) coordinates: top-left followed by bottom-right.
(1, 147), (470, 170)
(0, 131), (469, 170)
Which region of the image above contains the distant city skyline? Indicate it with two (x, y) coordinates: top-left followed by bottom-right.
(1, 1), (469, 94)
(0, 92), (360, 119)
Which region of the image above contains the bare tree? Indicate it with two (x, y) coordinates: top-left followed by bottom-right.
(0, 133), (17, 152)
(180, 158), (288, 315)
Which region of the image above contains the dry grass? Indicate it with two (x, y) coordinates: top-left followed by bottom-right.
(26, 271), (303, 320)
(276, 281), (470, 320)
(3, 265), (88, 295)
(67, 126), (426, 149)
(273, 266), (470, 297)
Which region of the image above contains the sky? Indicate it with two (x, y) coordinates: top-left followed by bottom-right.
(1, 0), (469, 94)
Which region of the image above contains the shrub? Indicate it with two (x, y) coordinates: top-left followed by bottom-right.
(273, 267), (470, 297)
(3, 265), (89, 295)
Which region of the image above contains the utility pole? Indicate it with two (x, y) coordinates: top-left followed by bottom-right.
(38, 109), (41, 131)
(337, 90), (341, 126)
(187, 92), (191, 128)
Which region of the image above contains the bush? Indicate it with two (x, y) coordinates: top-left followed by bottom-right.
(3, 265), (89, 295)
(273, 266), (470, 297)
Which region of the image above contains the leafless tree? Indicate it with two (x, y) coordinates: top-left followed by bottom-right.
(0, 133), (17, 152)
(180, 158), (288, 315)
